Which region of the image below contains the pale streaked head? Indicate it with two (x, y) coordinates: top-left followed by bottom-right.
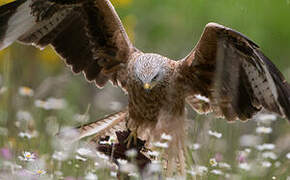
(134, 53), (168, 90)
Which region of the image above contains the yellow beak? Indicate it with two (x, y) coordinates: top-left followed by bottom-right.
(143, 83), (152, 90)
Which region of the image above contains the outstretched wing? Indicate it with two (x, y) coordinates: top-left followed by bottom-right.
(0, 0), (136, 88)
(179, 23), (290, 121)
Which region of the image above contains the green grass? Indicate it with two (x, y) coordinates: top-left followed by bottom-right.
(0, 56), (290, 179)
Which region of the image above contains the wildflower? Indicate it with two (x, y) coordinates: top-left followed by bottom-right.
(147, 150), (160, 157)
(255, 114), (277, 123)
(34, 169), (46, 176)
(85, 172), (98, 180)
(274, 161), (281, 167)
(218, 162), (231, 169)
(0, 127), (8, 136)
(237, 154), (246, 163)
(128, 172), (139, 178)
(239, 134), (261, 147)
(120, 163), (138, 173)
(117, 159), (128, 165)
(52, 127), (79, 151)
(35, 98), (67, 110)
(18, 131), (38, 139)
(76, 147), (93, 157)
(187, 170), (197, 176)
(197, 166), (208, 174)
(262, 151), (277, 160)
(190, 143), (201, 150)
(215, 153), (223, 162)
(147, 161), (162, 173)
(286, 152), (290, 159)
(96, 151), (109, 160)
(94, 161), (99, 167)
(16, 111), (33, 121)
(188, 165), (208, 176)
(2, 161), (22, 170)
(110, 171), (117, 177)
(261, 161), (272, 168)
(45, 116), (59, 135)
(161, 133), (172, 141)
(153, 141), (168, 148)
(256, 143), (275, 151)
(0, 86), (7, 94)
(211, 169), (224, 175)
(75, 155), (87, 161)
(237, 150), (250, 163)
(54, 171), (63, 177)
(209, 158), (218, 167)
(238, 163), (250, 171)
(208, 130), (222, 138)
(244, 148), (251, 153)
(52, 151), (69, 161)
(18, 151), (36, 162)
(125, 149), (137, 157)
(0, 148), (12, 160)
(19, 86), (34, 97)
(34, 100), (46, 108)
(256, 126), (272, 134)
(225, 173), (231, 178)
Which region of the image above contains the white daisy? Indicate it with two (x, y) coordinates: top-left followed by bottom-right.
(208, 130), (222, 138)
(153, 141), (168, 148)
(19, 86), (34, 97)
(18, 151), (36, 162)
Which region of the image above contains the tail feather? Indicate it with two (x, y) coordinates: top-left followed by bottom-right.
(76, 108), (128, 141)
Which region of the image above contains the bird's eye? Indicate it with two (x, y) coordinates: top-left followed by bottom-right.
(152, 74), (159, 81)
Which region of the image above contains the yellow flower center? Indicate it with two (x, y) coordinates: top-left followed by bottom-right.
(26, 154), (31, 158)
(210, 159), (217, 165)
(22, 87), (32, 94)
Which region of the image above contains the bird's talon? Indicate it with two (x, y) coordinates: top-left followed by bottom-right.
(125, 130), (137, 148)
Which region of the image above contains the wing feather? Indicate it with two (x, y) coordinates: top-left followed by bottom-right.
(180, 23), (290, 121)
(0, 0), (135, 88)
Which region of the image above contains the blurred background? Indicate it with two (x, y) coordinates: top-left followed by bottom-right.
(0, 0), (290, 179)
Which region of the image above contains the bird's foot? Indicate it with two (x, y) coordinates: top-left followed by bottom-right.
(125, 129), (138, 149)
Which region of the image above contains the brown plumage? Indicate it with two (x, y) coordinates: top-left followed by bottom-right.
(1, 0), (290, 175)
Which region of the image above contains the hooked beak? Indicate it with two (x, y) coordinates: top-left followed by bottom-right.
(143, 83), (152, 90)
(143, 82), (157, 90)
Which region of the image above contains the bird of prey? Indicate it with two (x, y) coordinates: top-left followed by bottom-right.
(1, 0), (290, 174)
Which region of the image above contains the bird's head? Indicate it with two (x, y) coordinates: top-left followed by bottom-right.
(134, 53), (168, 91)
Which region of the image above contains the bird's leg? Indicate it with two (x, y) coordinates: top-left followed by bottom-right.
(125, 128), (138, 149)
(178, 148), (186, 176)
(166, 158), (174, 177)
